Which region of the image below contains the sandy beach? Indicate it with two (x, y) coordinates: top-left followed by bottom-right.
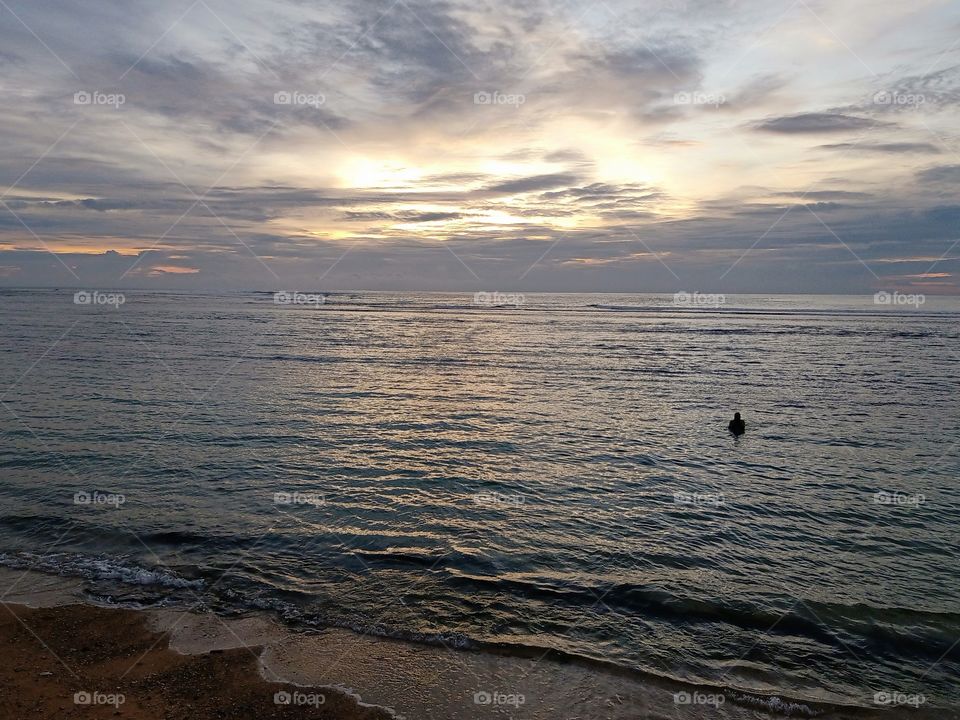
(0, 601), (391, 720)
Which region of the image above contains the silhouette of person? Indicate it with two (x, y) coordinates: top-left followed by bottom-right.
(728, 412), (745, 436)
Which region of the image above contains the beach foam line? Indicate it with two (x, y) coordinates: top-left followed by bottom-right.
(729, 692), (820, 717)
(0, 551), (204, 590)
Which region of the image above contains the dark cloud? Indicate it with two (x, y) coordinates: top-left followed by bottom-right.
(732, 201), (850, 217)
(581, 45), (700, 82)
(917, 165), (960, 184)
(396, 211), (463, 222)
(344, 210), (463, 222)
(343, 211), (395, 221)
(486, 173), (580, 194)
(818, 142), (941, 154)
(773, 190), (874, 200)
(541, 182), (660, 201)
(753, 112), (884, 134)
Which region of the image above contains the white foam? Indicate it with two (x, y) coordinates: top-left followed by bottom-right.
(730, 692), (819, 716)
(0, 552), (204, 590)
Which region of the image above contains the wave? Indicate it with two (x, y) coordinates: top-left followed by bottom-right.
(728, 692), (821, 716)
(351, 548), (447, 567)
(0, 551), (204, 590)
(446, 573), (810, 628)
(8, 547), (957, 665)
(442, 572), (960, 662)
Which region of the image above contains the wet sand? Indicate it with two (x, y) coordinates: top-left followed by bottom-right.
(0, 601), (392, 720)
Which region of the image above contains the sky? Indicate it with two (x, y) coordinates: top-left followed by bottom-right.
(1, 0), (959, 294)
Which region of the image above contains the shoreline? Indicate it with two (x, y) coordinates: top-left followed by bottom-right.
(0, 601), (395, 720)
(0, 569), (923, 720)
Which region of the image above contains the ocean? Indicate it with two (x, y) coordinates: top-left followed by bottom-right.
(1, 289), (958, 717)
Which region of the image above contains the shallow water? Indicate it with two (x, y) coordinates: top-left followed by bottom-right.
(0, 289), (958, 714)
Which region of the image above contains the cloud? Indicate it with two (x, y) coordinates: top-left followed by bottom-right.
(345, 210), (464, 222)
(753, 112), (884, 134)
(580, 45), (700, 82)
(868, 64), (960, 112)
(486, 173), (580, 194)
(818, 142), (940, 154)
(773, 190), (874, 200)
(0, 0), (958, 293)
(543, 148), (591, 164)
(721, 73), (789, 110)
(917, 165), (960, 184)
(395, 211), (463, 222)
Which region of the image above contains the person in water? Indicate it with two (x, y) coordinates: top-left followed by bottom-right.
(728, 412), (745, 436)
